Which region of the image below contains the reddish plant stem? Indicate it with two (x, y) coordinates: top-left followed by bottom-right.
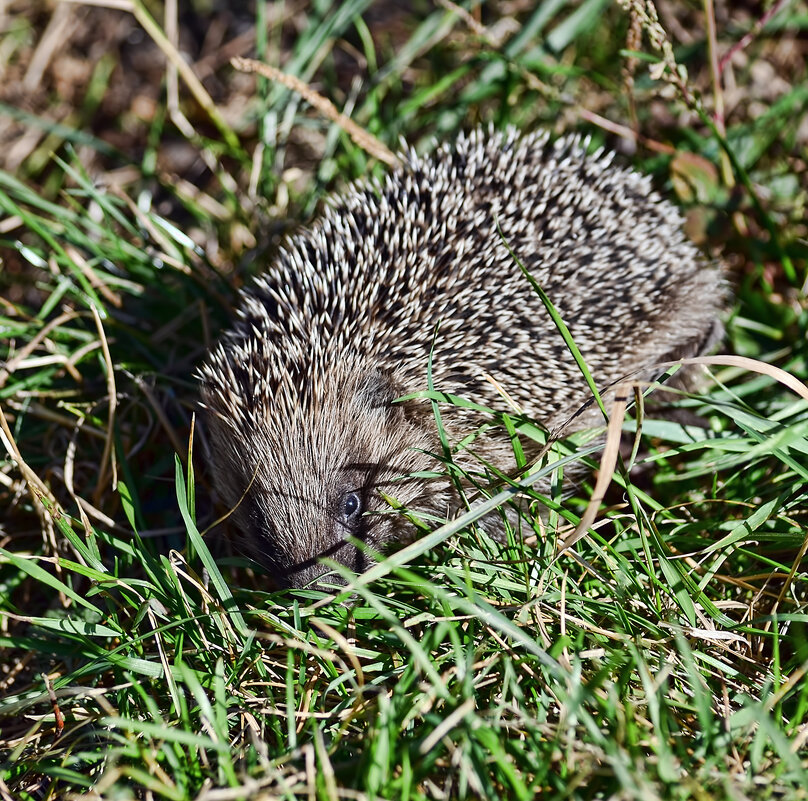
(718, 0), (789, 74)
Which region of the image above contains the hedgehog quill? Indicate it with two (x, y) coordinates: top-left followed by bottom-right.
(199, 127), (723, 588)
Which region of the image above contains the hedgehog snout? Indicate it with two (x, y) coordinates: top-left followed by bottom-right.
(283, 539), (372, 590)
(258, 476), (384, 589)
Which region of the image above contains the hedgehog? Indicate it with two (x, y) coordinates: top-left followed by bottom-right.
(199, 127), (723, 589)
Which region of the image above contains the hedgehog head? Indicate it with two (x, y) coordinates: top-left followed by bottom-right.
(200, 350), (441, 588)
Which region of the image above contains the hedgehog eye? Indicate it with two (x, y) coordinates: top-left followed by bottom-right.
(340, 491), (363, 530)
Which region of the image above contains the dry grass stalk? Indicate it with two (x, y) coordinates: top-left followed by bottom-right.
(89, 303), (118, 502)
(231, 56), (399, 167)
(559, 353), (808, 554)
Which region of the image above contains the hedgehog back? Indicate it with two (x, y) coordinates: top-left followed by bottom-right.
(216, 128), (720, 429)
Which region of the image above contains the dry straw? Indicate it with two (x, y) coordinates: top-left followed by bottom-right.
(230, 57), (400, 167)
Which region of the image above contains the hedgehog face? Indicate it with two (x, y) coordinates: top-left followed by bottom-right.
(202, 361), (441, 589)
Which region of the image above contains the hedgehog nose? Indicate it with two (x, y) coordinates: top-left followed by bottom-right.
(287, 561), (349, 592)
(284, 539), (371, 591)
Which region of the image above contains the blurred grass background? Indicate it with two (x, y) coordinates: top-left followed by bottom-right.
(0, 1), (807, 799)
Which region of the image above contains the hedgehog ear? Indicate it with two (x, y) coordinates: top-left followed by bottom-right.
(356, 370), (404, 416)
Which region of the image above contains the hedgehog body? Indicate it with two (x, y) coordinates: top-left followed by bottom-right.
(199, 127), (723, 587)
